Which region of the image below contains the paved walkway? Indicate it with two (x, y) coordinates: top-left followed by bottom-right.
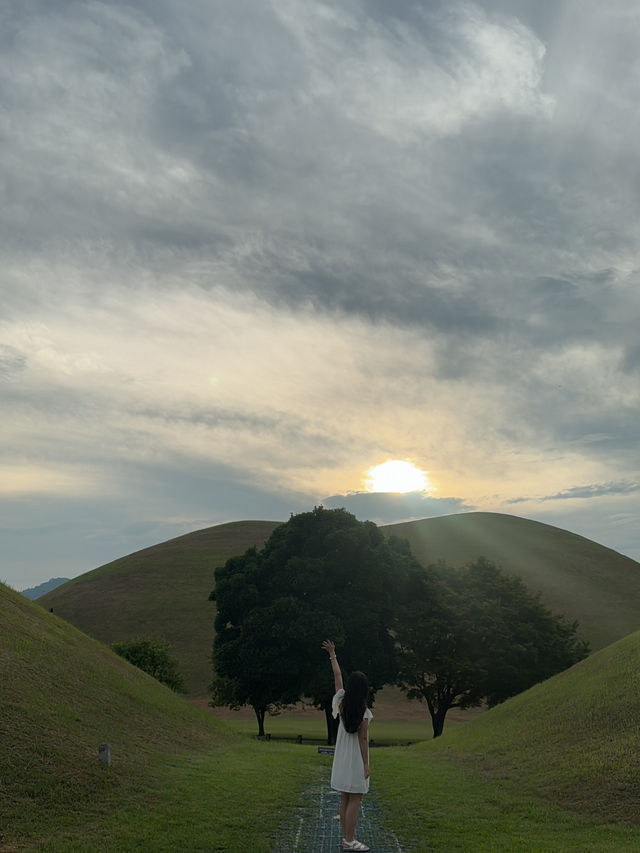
(272, 779), (404, 852)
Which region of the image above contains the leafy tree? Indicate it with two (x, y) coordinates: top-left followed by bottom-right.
(210, 592), (315, 736)
(210, 507), (418, 742)
(395, 557), (590, 738)
(111, 638), (187, 694)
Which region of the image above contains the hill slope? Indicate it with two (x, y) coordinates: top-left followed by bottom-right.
(0, 580), (230, 847)
(403, 626), (640, 825)
(368, 629), (640, 851)
(6, 578), (640, 850)
(39, 520), (280, 696)
(385, 512), (640, 651)
(39, 513), (640, 700)
(0, 581), (320, 851)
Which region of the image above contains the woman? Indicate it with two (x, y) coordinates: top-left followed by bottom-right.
(322, 639), (372, 853)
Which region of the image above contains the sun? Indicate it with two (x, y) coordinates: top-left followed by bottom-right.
(365, 460), (432, 494)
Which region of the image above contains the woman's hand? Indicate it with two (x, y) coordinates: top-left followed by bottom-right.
(321, 639), (336, 657)
(323, 639), (343, 691)
(363, 762), (370, 780)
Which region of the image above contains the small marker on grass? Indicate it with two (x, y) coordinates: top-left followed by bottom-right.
(98, 743), (111, 766)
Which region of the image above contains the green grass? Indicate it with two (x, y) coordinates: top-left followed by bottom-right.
(5, 577), (640, 851)
(0, 582), (317, 852)
(370, 630), (640, 851)
(374, 748), (640, 852)
(23, 744), (325, 853)
(207, 630), (640, 849)
(431, 629), (640, 822)
(210, 712), (433, 746)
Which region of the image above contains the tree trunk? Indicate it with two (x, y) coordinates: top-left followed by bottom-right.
(324, 703), (339, 745)
(431, 709), (446, 738)
(254, 705), (266, 737)
(425, 694), (449, 738)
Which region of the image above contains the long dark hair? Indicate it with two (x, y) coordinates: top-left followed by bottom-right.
(341, 671), (369, 733)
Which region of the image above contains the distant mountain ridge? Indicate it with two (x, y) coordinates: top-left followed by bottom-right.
(38, 512), (640, 697)
(20, 577), (70, 600)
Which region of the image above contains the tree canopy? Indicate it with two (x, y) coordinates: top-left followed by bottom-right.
(111, 638), (187, 694)
(211, 510), (590, 741)
(210, 506), (419, 741)
(394, 557), (590, 737)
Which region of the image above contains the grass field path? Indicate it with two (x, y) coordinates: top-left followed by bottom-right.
(272, 778), (404, 852)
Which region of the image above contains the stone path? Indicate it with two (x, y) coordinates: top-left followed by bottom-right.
(272, 780), (404, 852)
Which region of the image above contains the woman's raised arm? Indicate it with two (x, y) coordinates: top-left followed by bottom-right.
(321, 639), (343, 693)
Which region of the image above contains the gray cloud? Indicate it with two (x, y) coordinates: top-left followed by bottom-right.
(2, 0), (640, 585)
(4, 1), (637, 347)
(512, 482), (640, 503)
(0, 346), (27, 382)
(323, 492), (471, 525)
(622, 344), (640, 374)
(0, 458), (311, 588)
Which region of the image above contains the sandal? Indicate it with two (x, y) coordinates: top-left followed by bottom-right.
(342, 841), (369, 851)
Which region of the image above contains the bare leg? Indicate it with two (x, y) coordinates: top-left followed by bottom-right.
(340, 792), (348, 840)
(343, 793), (363, 843)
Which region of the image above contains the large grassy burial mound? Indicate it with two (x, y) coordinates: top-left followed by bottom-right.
(386, 511), (640, 650)
(440, 627), (640, 822)
(39, 520), (279, 697)
(374, 629), (640, 850)
(0, 581), (226, 845)
(39, 513), (640, 702)
(0, 581), (317, 852)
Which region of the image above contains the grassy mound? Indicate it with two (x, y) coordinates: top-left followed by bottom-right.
(436, 627), (640, 821)
(6, 570), (640, 851)
(0, 581), (319, 851)
(373, 630), (640, 850)
(387, 511), (640, 650)
(38, 513), (640, 706)
(38, 520), (280, 697)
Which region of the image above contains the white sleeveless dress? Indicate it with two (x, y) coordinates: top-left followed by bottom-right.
(330, 688), (373, 794)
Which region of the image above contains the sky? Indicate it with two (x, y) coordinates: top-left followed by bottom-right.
(2, 0), (640, 590)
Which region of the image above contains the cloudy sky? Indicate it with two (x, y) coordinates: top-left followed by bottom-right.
(2, 0), (640, 589)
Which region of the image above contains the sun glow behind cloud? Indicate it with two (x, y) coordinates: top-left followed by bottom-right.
(3, 0), (640, 591)
(365, 460), (433, 494)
